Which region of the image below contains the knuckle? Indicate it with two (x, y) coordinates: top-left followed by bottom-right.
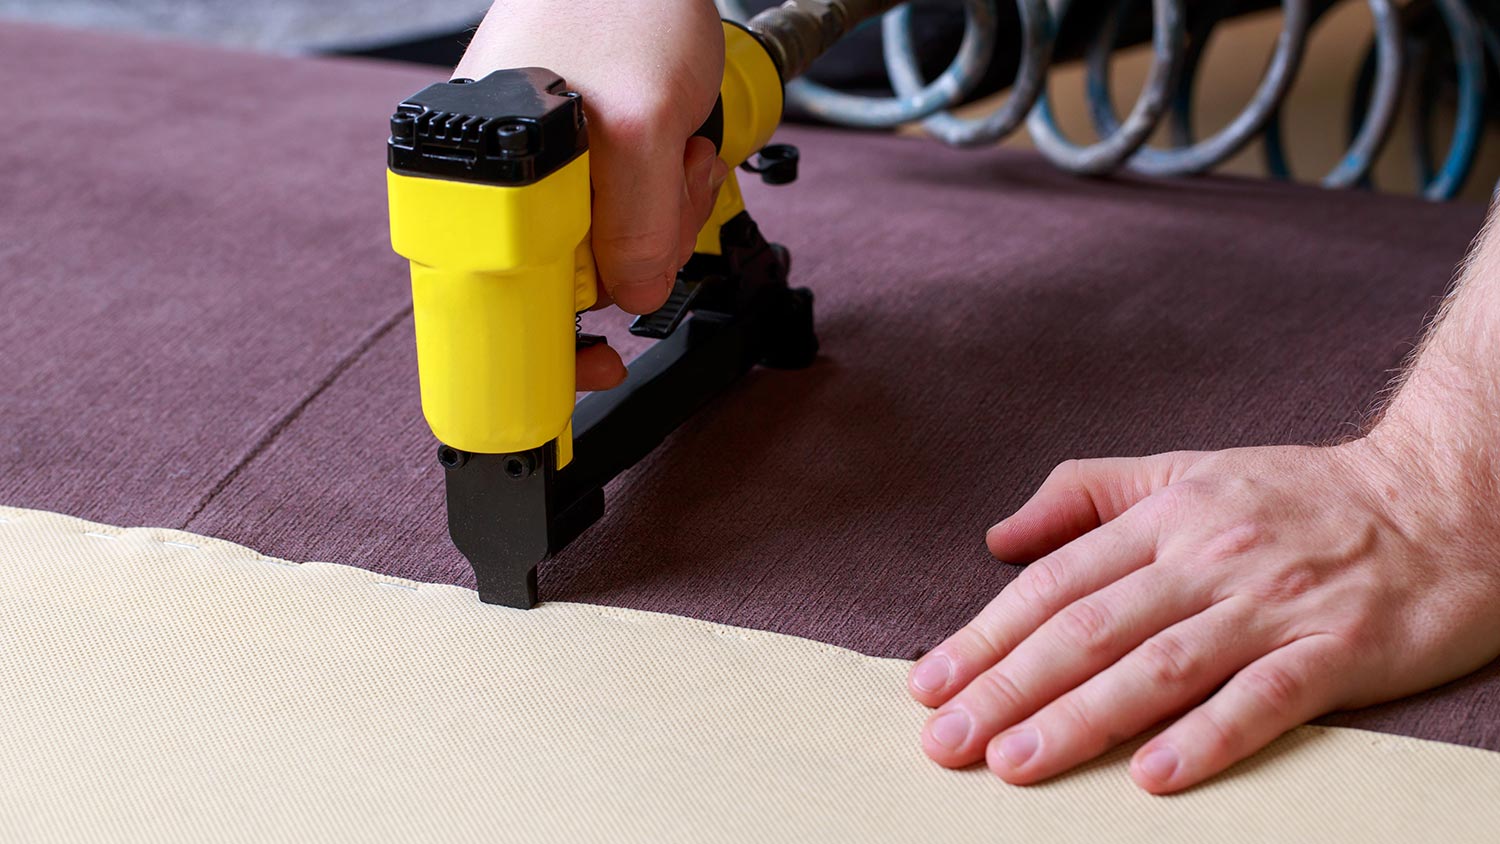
(1250, 564), (1323, 603)
(1053, 696), (1100, 740)
(1045, 459), (1086, 488)
(1135, 633), (1200, 687)
(972, 670), (1029, 714)
(954, 617), (1010, 664)
(1201, 521), (1271, 563)
(1041, 458), (1108, 503)
(1055, 600), (1114, 656)
(1238, 665), (1302, 719)
(1220, 474), (1267, 504)
(1015, 558), (1066, 607)
(1195, 709), (1242, 759)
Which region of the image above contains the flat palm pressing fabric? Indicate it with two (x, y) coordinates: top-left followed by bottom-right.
(3, 506), (1498, 844)
(2, 20), (1498, 753)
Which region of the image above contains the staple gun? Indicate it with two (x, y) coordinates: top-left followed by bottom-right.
(388, 3), (894, 607)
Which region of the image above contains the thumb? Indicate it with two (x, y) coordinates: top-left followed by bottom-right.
(987, 451), (1207, 563)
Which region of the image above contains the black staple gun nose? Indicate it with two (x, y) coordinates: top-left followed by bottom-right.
(440, 211), (817, 608)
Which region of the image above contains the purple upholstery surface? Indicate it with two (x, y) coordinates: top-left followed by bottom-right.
(2, 21), (1496, 752)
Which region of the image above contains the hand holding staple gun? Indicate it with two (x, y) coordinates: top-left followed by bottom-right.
(455, 0), (732, 392)
(403, 0), (1500, 801)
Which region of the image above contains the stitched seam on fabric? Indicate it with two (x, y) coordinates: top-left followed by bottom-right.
(179, 304), (413, 531)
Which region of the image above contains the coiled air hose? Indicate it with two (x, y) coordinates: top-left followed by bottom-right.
(728, 0), (1495, 198)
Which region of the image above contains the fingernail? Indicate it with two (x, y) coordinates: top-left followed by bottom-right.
(709, 159), (729, 191)
(910, 654), (951, 694)
(1137, 746), (1179, 784)
(928, 710), (971, 751)
(997, 727), (1038, 768)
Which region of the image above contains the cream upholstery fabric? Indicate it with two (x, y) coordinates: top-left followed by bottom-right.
(2, 505), (1497, 843)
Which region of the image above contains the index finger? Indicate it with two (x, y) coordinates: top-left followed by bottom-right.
(588, 112), (689, 314)
(909, 503), (1162, 709)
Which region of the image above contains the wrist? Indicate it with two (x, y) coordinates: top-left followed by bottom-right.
(1359, 379), (1500, 541)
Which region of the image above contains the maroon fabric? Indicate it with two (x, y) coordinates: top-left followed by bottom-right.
(2, 21), (1496, 752)
(0, 23), (426, 528)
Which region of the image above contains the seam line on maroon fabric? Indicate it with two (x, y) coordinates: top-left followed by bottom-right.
(179, 304), (413, 530)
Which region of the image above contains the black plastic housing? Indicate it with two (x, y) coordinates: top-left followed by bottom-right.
(388, 68), (587, 185)
(438, 212), (819, 608)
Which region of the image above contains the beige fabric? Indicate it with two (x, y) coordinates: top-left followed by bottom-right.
(1, 505), (1497, 843)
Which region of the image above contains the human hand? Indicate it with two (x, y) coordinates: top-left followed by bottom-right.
(456, 0), (729, 390)
(907, 432), (1500, 793)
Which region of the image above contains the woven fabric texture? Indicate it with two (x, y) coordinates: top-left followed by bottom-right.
(3, 505), (1499, 843)
(2, 21), (1497, 750)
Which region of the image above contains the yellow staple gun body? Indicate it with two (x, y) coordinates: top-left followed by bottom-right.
(387, 22), (815, 607)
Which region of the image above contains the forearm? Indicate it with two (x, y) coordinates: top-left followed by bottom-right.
(455, 1), (721, 105)
(1373, 205), (1500, 508)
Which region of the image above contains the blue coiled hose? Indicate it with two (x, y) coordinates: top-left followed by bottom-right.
(721, 0), (1496, 199)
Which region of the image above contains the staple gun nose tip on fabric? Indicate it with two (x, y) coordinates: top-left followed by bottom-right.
(387, 19), (825, 608)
